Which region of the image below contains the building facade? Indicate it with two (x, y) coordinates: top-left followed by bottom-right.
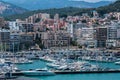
(94, 27), (107, 48)
(41, 31), (70, 49)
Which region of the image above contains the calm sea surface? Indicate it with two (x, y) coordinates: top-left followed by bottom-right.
(17, 60), (120, 80)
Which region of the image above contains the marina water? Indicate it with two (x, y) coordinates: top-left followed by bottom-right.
(17, 60), (120, 80)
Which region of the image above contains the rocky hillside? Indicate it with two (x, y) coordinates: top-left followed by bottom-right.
(0, 0), (27, 16)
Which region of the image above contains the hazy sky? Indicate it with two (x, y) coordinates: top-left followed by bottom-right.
(2, 0), (116, 3)
(71, 0), (116, 2)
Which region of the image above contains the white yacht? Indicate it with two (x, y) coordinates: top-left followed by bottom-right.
(46, 59), (67, 69)
(115, 61), (120, 65)
(39, 56), (56, 62)
(47, 63), (60, 68)
(21, 68), (55, 76)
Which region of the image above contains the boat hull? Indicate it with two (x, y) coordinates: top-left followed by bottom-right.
(22, 71), (55, 76)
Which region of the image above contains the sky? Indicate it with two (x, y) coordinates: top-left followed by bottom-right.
(71, 0), (116, 2)
(2, 0), (116, 3)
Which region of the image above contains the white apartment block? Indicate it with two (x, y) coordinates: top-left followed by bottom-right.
(9, 21), (20, 31)
(67, 23), (73, 37)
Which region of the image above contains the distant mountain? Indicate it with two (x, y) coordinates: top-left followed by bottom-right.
(3, 0), (112, 10)
(4, 0), (119, 20)
(4, 7), (94, 20)
(0, 0), (27, 16)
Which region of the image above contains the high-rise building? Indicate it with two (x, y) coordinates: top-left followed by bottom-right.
(94, 27), (107, 48)
(106, 23), (120, 47)
(67, 22), (73, 37)
(21, 23), (34, 32)
(0, 29), (10, 42)
(107, 24), (117, 40)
